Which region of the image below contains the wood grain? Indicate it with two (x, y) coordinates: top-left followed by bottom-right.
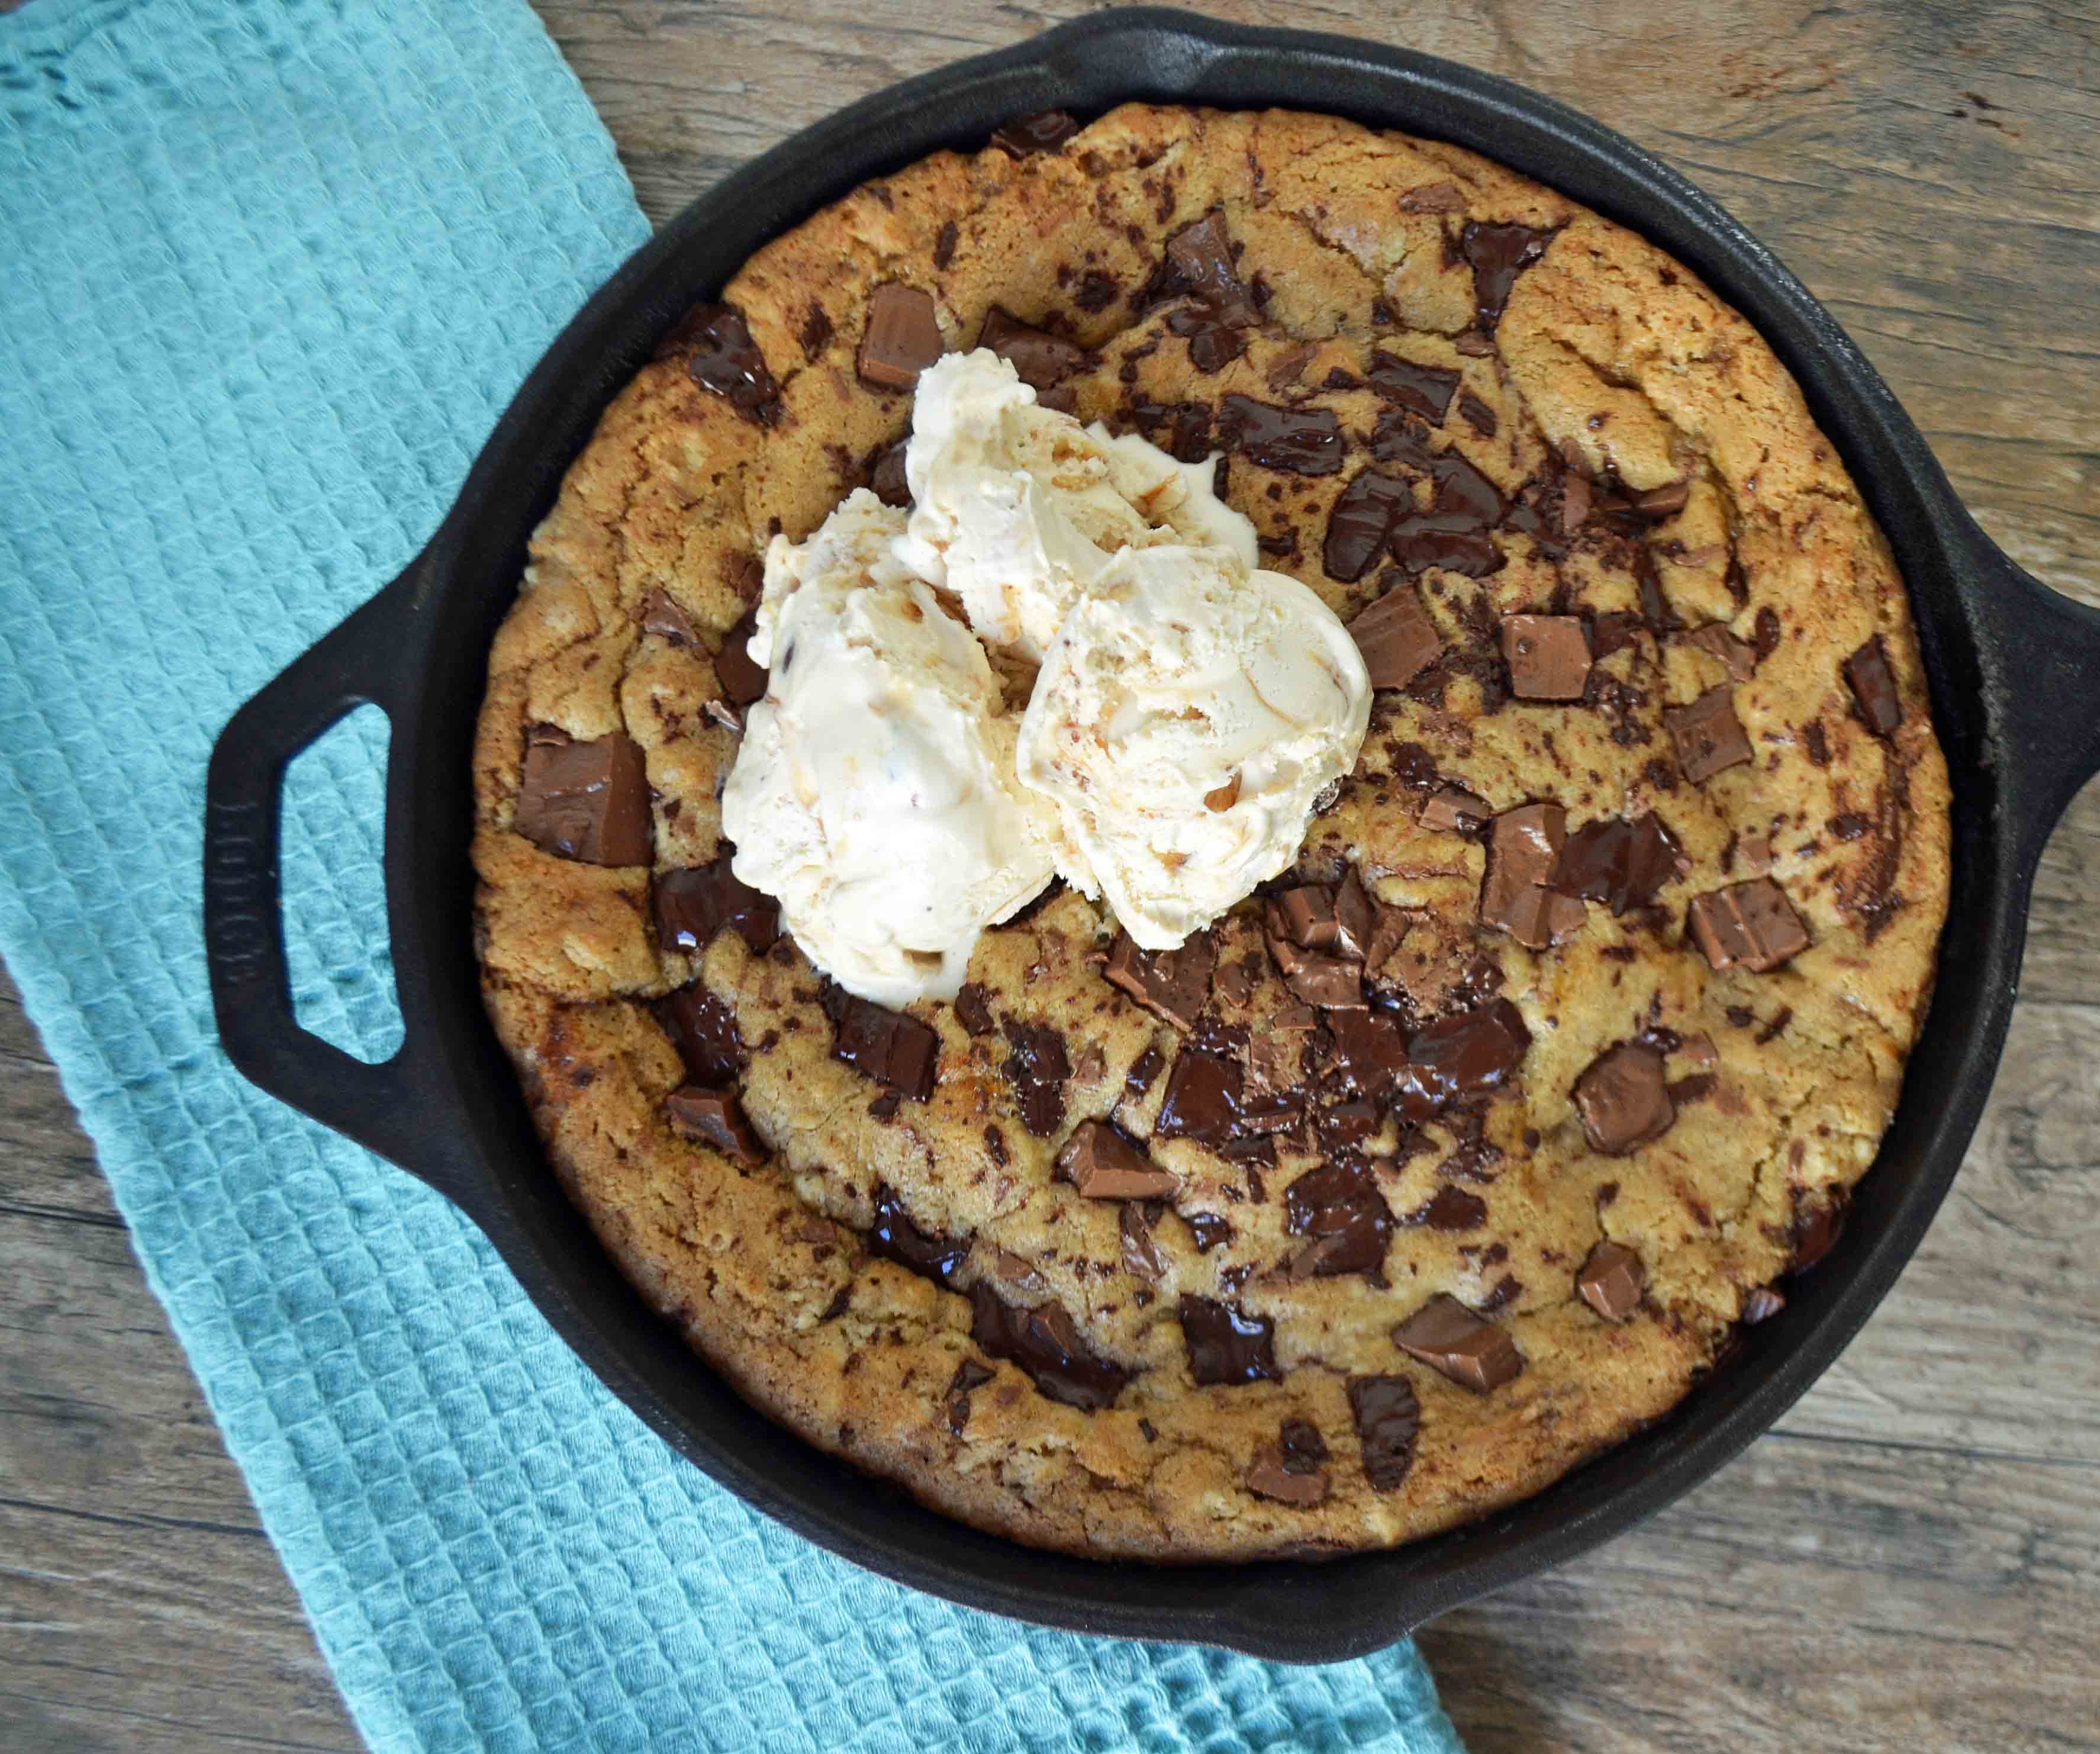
(4, 2), (2096, 1750)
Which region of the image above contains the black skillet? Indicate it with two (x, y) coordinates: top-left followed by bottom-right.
(201, 8), (2100, 1662)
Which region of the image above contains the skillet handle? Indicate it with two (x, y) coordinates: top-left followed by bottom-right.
(203, 559), (468, 1197)
(1957, 517), (2100, 872)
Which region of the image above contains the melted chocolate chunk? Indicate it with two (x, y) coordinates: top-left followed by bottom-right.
(979, 306), (1089, 391)
(1322, 1007), (1412, 1098)
(655, 983), (745, 1084)
(654, 853), (780, 956)
(1216, 395), (1344, 475)
(1178, 1294), (1282, 1385)
(857, 283), (943, 390)
(1116, 395), (1214, 462)
(1323, 470), (1413, 583)
(869, 1182), (967, 1285)
(1103, 932), (1216, 1031)
(1283, 1159), (1394, 1279)
(1156, 1049), (1294, 1146)
(676, 303), (782, 423)
(823, 985), (939, 1100)
(1460, 221), (1553, 328)
(952, 982), (994, 1037)
(970, 1284), (1131, 1410)
(1574, 1043), (1676, 1155)
(1845, 634), (1902, 734)
(1000, 1017), (1071, 1136)
(1184, 1211), (1233, 1253)
(1577, 1239), (1645, 1321)
(1664, 686), (1753, 784)
(1635, 547), (1682, 634)
(1165, 303), (1245, 372)
(1401, 1184), (1488, 1231)
(1688, 878), (1811, 973)
(1395, 999), (1532, 1120)
(1125, 1042), (1165, 1098)
(513, 728), (652, 866)
(1399, 180), (1468, 213)
(1162, 210), (1258, 325)
(1393, 1292), (1524, 1391)
(1501, 614), (1593, 701)
(1059, 1120), (1175, 1200)
(1348, 1375), (1422, 1491)
(1548, 812), (1686, 915)
(1368, 413), (1506, 576)
(1367, 352), (1461, 423)
(990, 108), (1079, 156)
(1347, 583), (1444, 686)
(664, 1085), (765, 1165)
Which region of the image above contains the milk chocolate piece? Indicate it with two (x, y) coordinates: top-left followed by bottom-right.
(1348, 585), (1443, 688)
(1460, 221), (1553, 328)
(1688, 878), (1810, 973)
(1216, 394), (1344, 475)
(1501, 614), (1592, 701)
(825, 988), (939, 1100)
(1399, 180), (1467, 214)
(1178, 1294), (1281, 1385)
(676, 302), (781, 422)
(1271, 885), (1341, 951)
(1283, 1158), (1394, 1279)
(857, 283), (943, 389)
(979, 307), (1088, 391)
(1103, 931), (1216, 1031)
(1334, 869), (1377, 962)
(1577, 1239), (1645, 1320)
(1163, 211), (1257, 325)
(1548, 813), (1686, 915)
(1348, 1375), (1421, 1490)
(1480, 802), (1584, 949)
(639, 588), (698, 646)
(970, 1284), (1132, 1410)
(1246, 1448), (1329, 1505)
(1058, 1120), (1176, 1200)
(869, 1182), (968, 1285)
(990, 108), (1078, 156)
(513, 728), (652, 866)
(663, 1085), (765, 1165)
(1421, 786), (1491, 834)
(653, 853), (779, 955)
(1367, 352), (1461, 423)
(1665, 686), (1753, 784)
(1392, 1293), (1524, 1391)
(1845, 634), (1902, 734)
(655, 983), (745, 1084)
(714, 608), (768, 708)
(1119, 1202), (1168, 1283)
(1574, 1043), (1676, 1155)
(1682, 623), (1757, 682)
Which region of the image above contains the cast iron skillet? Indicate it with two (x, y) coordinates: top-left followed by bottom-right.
(201, 8), (2100, 1662)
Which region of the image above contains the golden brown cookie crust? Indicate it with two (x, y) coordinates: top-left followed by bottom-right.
(470, 104), (1950, 1560)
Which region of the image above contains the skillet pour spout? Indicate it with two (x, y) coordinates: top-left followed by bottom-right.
(201, 7), (2100, 1661)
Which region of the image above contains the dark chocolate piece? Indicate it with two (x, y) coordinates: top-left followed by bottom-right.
(714, 608), (768, 709)
(1789, 1191), (1848, 1272)
(1460, 221), (1553, 328)
(1348, 1375), (1421, 1491)
(1103, 931), (1216, 1031)
(952, 982), (994, 1037)
(1165, 304), (1245, 373)
(1400, 1184), (1488, 1231)
(655, 983), (746, 1085)
(857, 283), (943, 390)
(1178, 1294), (1282, 1385)
(1001, 1017), (1070, 1137)
(990, 108), (1079, 156)
(945, 1357), (995, 1433)
(1741, 1285), (1787, 1324)
(1155, 1049), (1295, 1146)
(1844, 634), (1902, 734)
(1548, 813), (1686, 915)
(1265, 935), (1366, 1010)
(867, 438), (911, 508)
(663, 1085), (765, 1165)
(677, 303), (781, 423)
(1664, 686), (1753, 784)
(1501, 614), (1593, 701)
(1367, 352), (1460, 423)
(1162, 211), (1257, 325)
(1323, 470), (1413, 583)
(1457, 392), (1498, 437)
(1058, 1120), (1176, 1200)
(825, 986), (939, 1100)
(1347, 584), (1444, 688)
(869, 1182), (967, 1285)
(1323, 1007), (1412, 1098)
(1682, 623), (1757, 682)
(1688, 879), (1811, 973)
(969, 1284), (1132, 1410)
(1479, 802), (1584, 949)
(653, 853), (780, 956)
(1392, 1292), (1524, 1391)
(1183, 1211), (1233, 1253)
(1334, 869), (1377, 962)
(513, 727), (652, 866)
(1573, 1043), (1676, 1155)
(1216, 394), (1344, 475)
(1283, 1158), (1394, 1279)
(1120, 1201), (1168, 1283)
(979, 306), (1089, 392)
(1395, 998), (1532, 1120)
(1368, 414), (1506, 576)
(1577, 1239), (1645, 1321)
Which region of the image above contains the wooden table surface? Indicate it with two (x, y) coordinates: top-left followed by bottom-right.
(4, 1), (2097, 1750)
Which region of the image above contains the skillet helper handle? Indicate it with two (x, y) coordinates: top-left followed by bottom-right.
(203, 563), (452, 1184)
(1959, 517), (2100, 870)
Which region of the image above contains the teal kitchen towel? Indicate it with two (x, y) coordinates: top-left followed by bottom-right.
(0, 2), (1467, 1750)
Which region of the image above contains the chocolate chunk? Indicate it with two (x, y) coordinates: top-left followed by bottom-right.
(1741, 1285), (1787, 1324)
(1845, 634), (1902, 734)
(655, 983), (746, 1084)
(1271, 885), (1340, 951)
(1688, 878), (1811, 973)
(979, 306), (1089, 391)
(969, 1284), (1131, 1410)
(1460, 221), (1553, 328)
(1246, 1449), (1329, 1506)
(639, 588), (698, 646)
(1457, 392), (1498, 437)
(1348, 1375), (1421, 1491)
(1501, 614), (1593, 701)
(1165, 304), (1245, 373)
(1347, 583), (1444, 687)
(1368, 414), (1507, 575)
(1789, 1191), (1848, 1271)
(1266, 936), (1366, 1010)
(654, 853), (780, 956)
(1162, 210), (1257, 325)
(1184, 1211), (1233, 1253)
(869, 1182), (968, 1285)
(1453, 330), (1496, 357)
(1421, 786), (1492, 834)
(1574, 1043), (1676, 1155)
(1399, 180), (1467, 214)
(824, 986), (939, 1100)
(1058, 1120), (1175, 1200)
(1178, 1294), (1282, 1386)
(1683, 623), (1757, 682)
(1216, 394), (1344, 475)
(714, 608), (768, 710)
(990, 108), (1079, 156)
(952, 982), (994, 1037)
(1283, 1159), (1394, 1279)
(1001, 1017), (1071, 1136)
(1367, 352), (1461, 423)
(857, 283), (943, 390)
(663, 1085), (765, 1165)
(1323, 470), (1413, 583)
(1665, 686), (1753, 784)
(1322, 1008), (1412, 1098)
(1631, 479), (1692, 520)
(1401, 1185), (1488, 1231)
(1156, 1049), (1294, 1145)
(1119, 1201), (1168, 1283)
(945, 1357), (995, 1433)
(1392, 1292), (1524, 1391)
(991, 1247), (1049, 1297)
(1103, 932), (1216, 1031)
(1577, 1239), (1645, 1321)
(1125, 1042), (1164, 1099)
(1548, 812), (1686, 915)
(513, 728), (652, 866)
(678, 303), (782, 422)
(1396, 998), (1532, 1119)
(1334, 869), (1378, 962)
(1480, 802), (1584, 949)
(865, 437), (912, 508)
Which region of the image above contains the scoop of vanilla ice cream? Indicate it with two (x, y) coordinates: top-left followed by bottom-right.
(896, 350), (1256, 662)
(722, 489), (1056, 1006)
(1015, 543), (1371, 950)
